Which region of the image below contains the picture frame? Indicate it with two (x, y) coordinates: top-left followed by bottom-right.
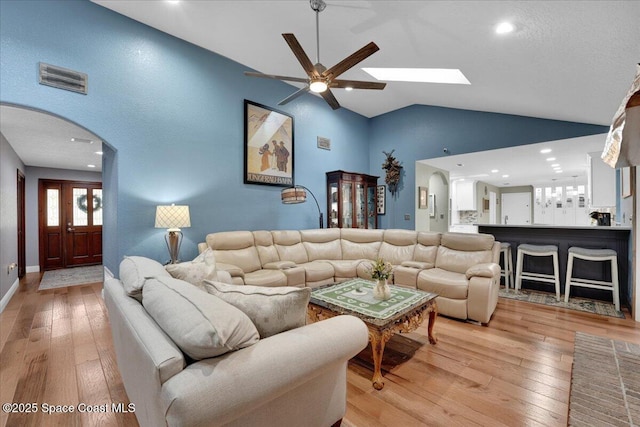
(621, 167), (631, 198)
(418, 186), (428, 209)
(244, 100), (294, 187)
(376, 185), (386, 215)
(428, 194), (436, 217)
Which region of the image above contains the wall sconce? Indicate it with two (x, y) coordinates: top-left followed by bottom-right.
(281, 185), (324, 228)
(155, 204), (191, 264)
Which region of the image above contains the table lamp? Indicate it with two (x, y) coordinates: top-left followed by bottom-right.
(155, 204), (191, 264)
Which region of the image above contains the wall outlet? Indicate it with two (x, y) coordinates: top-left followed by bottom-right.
(404, 214), (411, 220)
(7, 262), (17, 275)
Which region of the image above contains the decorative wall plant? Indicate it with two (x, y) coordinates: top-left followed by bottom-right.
(382, 150), (402, 196)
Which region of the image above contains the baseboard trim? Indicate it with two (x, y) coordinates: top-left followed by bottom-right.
(0, 277), (20, 314)
(26, 265), (40, 273)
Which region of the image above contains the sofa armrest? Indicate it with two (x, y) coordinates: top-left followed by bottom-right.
(465, 262), (500, 279)
(161, 315), (368, 427)
(214, 270), (232, 284)
(216, 262), (245, 278)
(263, 261), (297, 270)
(197, 242), (208, 253)
(401, 260), (434, 269)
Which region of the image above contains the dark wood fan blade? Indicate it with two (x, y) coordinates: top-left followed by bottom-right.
(331, 79), (386, 90)
(322, 42), (379, 80)
(320, 89), (340, 110)
(244, 71), (309, 84)
(282, 33), (319, 78)
(278, 86), (310, 105)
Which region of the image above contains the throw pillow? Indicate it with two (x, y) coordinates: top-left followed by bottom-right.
(204, 281), (311, 339)
(142, 276), (259, 360)
(120, 256), (172, 301)
(165, 248), (218, 289)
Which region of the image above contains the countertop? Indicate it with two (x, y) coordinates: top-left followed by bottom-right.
(476, 224), (631, 231)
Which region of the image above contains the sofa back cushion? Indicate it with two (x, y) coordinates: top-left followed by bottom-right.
(340, 229), (384, 260)
(253, 230), (280, 266)
(413, 232), (441, 265)
(120, 256), (172, 301)
(206, 231), (261, 273)
(378, 229), (417, 265)
(435, 232), (495, 274)
(301, 228), (342, 261)
(142, 277), (259, 360)
(272, 230), (309, 264)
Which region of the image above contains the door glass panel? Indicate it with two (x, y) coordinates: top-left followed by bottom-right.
(47, 189), (59, 227)
(329, 183), (338, 228)
(93, 189), (103, 226)
(367, 186), (376, 229)
(73, 188), (88, 226)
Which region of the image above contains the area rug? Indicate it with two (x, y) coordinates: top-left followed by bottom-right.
(38, 265), (103, 291)
(569, 332), (640, 426)
(499, 288), (625, 319)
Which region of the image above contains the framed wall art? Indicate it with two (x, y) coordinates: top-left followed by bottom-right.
(376, 185), (386, 215)
(418, 186), (428, 209)
(244, 100), (294, 187)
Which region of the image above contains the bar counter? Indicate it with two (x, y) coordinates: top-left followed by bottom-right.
(477, 224), (632, 309)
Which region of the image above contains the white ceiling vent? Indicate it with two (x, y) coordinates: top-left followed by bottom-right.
(38, 63), (88, 95)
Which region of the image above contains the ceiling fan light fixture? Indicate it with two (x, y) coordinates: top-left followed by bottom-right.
(309, 80), (328, 93)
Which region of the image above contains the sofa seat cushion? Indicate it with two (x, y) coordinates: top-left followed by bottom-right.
(243, 269), (288, 287)
(120, 256), (172, 301)
(298, 261), (335, 282)
(204, 281), (311, 338)
(417, 268), (468, 299)
(142, 277), (259, 360)
(322, 259), (366, 279)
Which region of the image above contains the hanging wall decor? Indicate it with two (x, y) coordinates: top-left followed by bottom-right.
(382, 150), (402, 196)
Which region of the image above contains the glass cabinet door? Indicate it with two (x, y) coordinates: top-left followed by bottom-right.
(329, 183), (339, 228)
(342, 182), (353, 228)
(355, 183), (365, 228)
(367, 186), (376, 229)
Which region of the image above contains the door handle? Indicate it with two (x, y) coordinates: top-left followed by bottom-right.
(67, 227), (75, 232)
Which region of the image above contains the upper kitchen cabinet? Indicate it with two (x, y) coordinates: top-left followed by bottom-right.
(453, 180), (477, 211)
(588, 152), (616, 207)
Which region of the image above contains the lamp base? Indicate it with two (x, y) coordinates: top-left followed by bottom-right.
(165, 230), (183, 264)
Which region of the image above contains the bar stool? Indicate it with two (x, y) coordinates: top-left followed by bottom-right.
(515, 244), (560, 301)
(564, 247), (620, 311)
(499, 242), (514, 289)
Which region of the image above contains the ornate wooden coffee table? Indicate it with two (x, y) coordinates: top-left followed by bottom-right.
(307, 279), (438, 390)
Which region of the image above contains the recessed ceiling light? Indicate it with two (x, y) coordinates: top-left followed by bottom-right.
(502, 174), (509, 178)
(491, 169), (499, 173)
(362, 68), (471, 85)
(95, 151), (103, 155)
(546, 157), (556, 161)
(344, 86), (353, 91)
(540, 148), (552, 154)
(87, 164), (96, 168)
(555, 170), (563, 174)
(551, 163), (560, 167)
(71, 137), (93, 144)
(495, 22), (515, 34)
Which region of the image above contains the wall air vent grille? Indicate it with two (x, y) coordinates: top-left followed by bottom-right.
(38, 62), (88, 95)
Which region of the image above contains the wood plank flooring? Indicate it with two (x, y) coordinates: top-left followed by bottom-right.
(1, 273), (639, 427)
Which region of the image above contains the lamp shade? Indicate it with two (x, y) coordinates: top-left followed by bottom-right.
(155, 204), (191, 230)
(281, 187), (307, 204)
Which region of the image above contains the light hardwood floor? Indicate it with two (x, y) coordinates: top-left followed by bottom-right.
(1, 273), (639, 427)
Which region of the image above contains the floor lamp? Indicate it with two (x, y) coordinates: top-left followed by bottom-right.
(155, 204), (191, 264)
(281, 185), (324, 228)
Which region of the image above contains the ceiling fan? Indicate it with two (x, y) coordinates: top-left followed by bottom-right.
(244, 0), (385, 110)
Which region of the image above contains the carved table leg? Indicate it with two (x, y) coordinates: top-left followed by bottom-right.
(369, 328), (392, 390)
(427, 304), (438, 345)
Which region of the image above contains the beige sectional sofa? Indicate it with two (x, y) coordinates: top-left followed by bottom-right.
(198, 229), (501, 324)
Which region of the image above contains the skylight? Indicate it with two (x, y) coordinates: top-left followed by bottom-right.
(362, 68), (471, 85)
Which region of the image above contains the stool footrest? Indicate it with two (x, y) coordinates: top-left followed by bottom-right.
(567, 278), (615, 290)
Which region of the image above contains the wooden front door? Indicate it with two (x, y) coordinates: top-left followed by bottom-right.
(39, 180), (103, 270)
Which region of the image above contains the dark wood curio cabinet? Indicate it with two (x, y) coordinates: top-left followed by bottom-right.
(326, 170), (378, 229)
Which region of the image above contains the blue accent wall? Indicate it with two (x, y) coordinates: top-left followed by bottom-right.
(369, 105), (608, 229)
(0, 0), (608, 275)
